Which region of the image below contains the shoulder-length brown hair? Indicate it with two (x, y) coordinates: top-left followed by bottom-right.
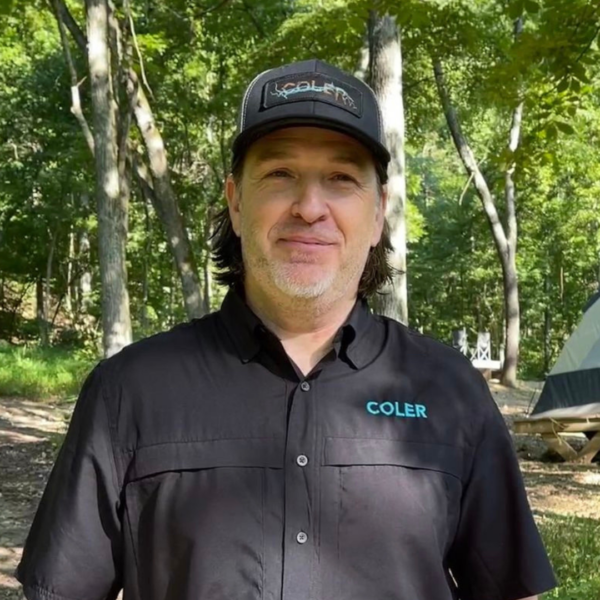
(210, 159), (395, 299)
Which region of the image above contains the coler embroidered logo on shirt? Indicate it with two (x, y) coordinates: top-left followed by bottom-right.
(366, 401), (428, 419)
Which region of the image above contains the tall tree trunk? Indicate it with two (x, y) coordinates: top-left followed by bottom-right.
(433, 58), (521, 386)
(543, 272), (552, 374)
(502, 16), (523, 387)
(132, 79), (205, 320)
(36, 277), (48, 346)
(367, 12), (408, 325)
(86, 0), (132, 357)
(502, 252), (520, 386)
(65, 223), (75, 319)
(141, 194), (151, 331)
(41, 228), (58, 345)
(79, 192), (93, 319)
(202, 202), (216, 314)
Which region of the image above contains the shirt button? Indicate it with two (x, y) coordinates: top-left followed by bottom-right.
(296, 454), (309, 467)
(300, 381), (311, 392)
(296, 531), (308, 544)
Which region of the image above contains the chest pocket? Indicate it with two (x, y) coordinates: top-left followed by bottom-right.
(319, 437), (465, 600)
(123, 438), (284, 600)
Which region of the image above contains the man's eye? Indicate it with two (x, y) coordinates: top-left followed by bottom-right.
(267, 170), (292, 178)
(331, 173), (356, 183)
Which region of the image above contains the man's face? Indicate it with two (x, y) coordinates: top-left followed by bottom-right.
(225, 127), (387, 300)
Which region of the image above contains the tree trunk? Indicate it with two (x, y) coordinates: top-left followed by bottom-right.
(65, 224), (75, 318)
(202, 202), (216, 314)
(132, 79), (205, 320)
(141, 194), (151, 331)
(79, 192), (93, 318)
(433, 58), (521, 386)
(543, 273), (552, 374)
(502, 250), (520, 386)
(41, 228), (58, 345)
(86, 0), (132, 357)
(36, 277), (48, 346)
(354, 30), (369, 80)
(499, 17), (524, 387)
(367, 12), (408, 325)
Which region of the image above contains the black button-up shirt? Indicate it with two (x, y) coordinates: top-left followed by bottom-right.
(16, 289), (556, 600)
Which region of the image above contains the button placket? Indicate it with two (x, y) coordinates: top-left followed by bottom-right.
(281, 379), (315, 599)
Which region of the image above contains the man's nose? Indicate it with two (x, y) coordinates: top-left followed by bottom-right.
(291, 181), (330, 223)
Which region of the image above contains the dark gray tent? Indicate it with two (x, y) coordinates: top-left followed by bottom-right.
(532, 291), (600, 417)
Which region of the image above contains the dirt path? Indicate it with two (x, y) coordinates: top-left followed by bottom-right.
(0, 399), (70, 599)
(1, 385), (599, 598)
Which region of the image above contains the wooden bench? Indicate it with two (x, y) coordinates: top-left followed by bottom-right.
(513, 416), (600, 463)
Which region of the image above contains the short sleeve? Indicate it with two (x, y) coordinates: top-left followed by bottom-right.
(448, 377), (557, 600)
(15, 364), (123, 600)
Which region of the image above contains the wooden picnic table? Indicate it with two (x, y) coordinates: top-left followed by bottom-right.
(513, 416), (600, 463)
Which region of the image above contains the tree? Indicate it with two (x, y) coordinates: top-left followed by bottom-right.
(52, 0), (206, 326)
(367, 11), (408, 325)
(86, 0), (132, 357)
(432, 39), (523, 386)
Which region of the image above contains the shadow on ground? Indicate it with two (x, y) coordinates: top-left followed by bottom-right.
(0, 399), (71, 600)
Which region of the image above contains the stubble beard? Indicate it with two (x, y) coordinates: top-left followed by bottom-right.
(240, 223), (366, 302)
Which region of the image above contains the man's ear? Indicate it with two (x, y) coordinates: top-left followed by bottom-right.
(225, 174), (241, 237)
(371, 183), (388, 247)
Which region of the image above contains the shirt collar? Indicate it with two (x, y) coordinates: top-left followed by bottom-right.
(218, 287), (384, 369)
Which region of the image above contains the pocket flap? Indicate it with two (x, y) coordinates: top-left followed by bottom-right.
(323, 437), (465, 480)
(125, 438), (285, 482)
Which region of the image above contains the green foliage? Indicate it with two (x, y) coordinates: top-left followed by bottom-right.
(0, 344), (96, 400)
(0, 0), (599, 380)
(538, 512), (600, 599)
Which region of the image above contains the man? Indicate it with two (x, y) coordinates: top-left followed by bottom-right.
(16, 59), (555, 600)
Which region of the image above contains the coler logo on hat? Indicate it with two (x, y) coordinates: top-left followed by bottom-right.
(263, 74), (362, 116)
(232, 59), (390, 170)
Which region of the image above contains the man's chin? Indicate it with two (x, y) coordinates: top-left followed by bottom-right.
(274, 282), (330, 299)
(271, 273), (335, 299)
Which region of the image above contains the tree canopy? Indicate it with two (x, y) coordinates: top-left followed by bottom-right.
(0, 0), (598, 379)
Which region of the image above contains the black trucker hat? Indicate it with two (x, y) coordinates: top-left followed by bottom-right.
(232, 59), (391, 171)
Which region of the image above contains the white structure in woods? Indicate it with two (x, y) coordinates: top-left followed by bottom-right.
(452, 329), (504, 371)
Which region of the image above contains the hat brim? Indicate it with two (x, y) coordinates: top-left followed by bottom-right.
(232, 116), (391, 170)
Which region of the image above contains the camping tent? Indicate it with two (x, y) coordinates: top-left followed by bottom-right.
(532, 290), (600, 417)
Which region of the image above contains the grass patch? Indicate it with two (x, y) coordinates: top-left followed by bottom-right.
(0, 344), (97, 400)
(538, 512), (600, 599)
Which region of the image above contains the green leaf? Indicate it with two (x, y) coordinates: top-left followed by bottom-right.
(524, 0), (540, 14)
(546, 124), (558, 140)
(556, 121), (575, 135)
(571, 61), (588, 82)
(556, 78), (569, 93)
(542, 152), (554, 164)
(508, 0), (524, 20)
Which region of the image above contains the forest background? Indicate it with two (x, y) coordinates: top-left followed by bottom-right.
(1, 2), (600, 599)
(0, 0), (599, 394)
